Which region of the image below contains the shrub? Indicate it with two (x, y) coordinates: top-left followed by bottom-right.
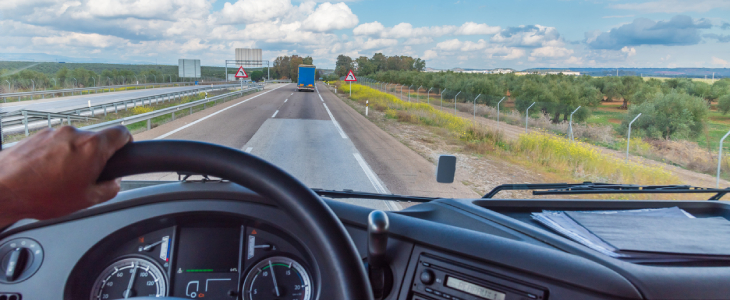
(621, 92), (708, 140)
(131, 106), (153, 114)
(719, 95), (730, 115)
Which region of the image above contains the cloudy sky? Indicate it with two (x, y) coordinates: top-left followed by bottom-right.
(1, 0), (729, 70)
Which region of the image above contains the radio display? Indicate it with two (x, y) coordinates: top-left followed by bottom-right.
(445, 276), (506, 300)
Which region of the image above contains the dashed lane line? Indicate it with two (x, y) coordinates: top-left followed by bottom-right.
(154, 84), (288, 140)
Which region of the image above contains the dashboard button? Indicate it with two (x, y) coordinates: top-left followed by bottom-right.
(433, 290), (442, 296)
(420, 269), (435, 285)
(425, 287), (434, 293)
(443, 293), (452, 299)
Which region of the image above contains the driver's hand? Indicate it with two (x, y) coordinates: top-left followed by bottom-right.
(0, 126), (132, 228)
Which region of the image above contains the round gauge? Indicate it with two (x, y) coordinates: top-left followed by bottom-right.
(90, 257), (167, 300)
(242, 256), (313, 300)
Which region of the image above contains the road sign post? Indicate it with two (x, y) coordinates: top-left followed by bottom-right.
(344, 70), (357, 97)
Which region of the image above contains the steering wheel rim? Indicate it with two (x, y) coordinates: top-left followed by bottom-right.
(98, 140), (373, 300)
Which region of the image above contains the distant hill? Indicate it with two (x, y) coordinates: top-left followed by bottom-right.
(0, 61), (271, 79)
(525, 68), (729, 78)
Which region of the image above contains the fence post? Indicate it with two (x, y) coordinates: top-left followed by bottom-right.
(47, 113), (51, 128)
(366, 100), (369, 116)
(525, 102), (536, 133)
(626, 113), (642, 161)
(718, 129), (730, 187)
(427, 87), (433, 105)
(147, 119), (151, 130)
(473, 94), (481, 122)
(454, 91), (461, 113)
(569, 106), (581, 142)
(496, 97), (505, 125)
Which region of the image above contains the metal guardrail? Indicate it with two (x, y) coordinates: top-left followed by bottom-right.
(0, 83), (258, 139)
(265, 79), (292, 84)
(0, 81), (230, 102)
(82, 86), (263, 132)
(1, 85), (264, 147)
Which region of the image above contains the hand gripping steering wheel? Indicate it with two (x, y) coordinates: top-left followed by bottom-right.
(98, 140), (373, 300)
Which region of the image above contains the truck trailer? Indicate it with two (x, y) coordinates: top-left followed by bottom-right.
(297, 64), (315, 92)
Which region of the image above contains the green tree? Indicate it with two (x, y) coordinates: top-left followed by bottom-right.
(290, 55), (304, 82)
(719, 95), (730, 115)
(622, 92), (708, 139)
(302, 56), (313, 65)
(335, 55), (353, 77)
(250, 70), (264, 82)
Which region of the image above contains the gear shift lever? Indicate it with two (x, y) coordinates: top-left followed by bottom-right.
(368, 210), (389, 300)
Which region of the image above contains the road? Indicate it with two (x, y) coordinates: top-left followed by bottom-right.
(128, 82), (478, 210)
(0, 85), (225, 114)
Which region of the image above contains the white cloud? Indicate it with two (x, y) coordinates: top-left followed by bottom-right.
(621, 46), (637, 57)
(454, 22), (501, 35)
(32, 32), (128, 48)
(484, 45), (526, 60)
(713, 56), (729, 67)
(302, 2), (359, 32)
(353, 21), (384, 36)
(217, 0), (293, 24)
(491, 25), (561, 47)
(436, 39), (487, 51)
(423, 49), (438, 60)
(530, 46), (573, 58)
(403, 37), (433, 45)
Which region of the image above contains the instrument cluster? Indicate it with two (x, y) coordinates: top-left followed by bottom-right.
(67, 214), (315, 300)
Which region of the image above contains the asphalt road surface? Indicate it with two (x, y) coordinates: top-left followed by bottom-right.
(0, 85), (222, 114)
(130, 83), (478, 210)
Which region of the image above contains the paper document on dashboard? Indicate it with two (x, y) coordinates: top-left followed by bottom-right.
(531, 207), (706, 262)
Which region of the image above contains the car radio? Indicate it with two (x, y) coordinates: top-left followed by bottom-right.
(411, 254), (546, 300)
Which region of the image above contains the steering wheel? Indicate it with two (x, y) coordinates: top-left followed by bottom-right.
(98, 140), (373, 300)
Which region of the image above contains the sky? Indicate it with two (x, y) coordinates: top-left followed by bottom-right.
(1, 0), (729, 70)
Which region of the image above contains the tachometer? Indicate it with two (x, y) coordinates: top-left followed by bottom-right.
(90, 257), (167, 300)
(242, 256), (312, 300)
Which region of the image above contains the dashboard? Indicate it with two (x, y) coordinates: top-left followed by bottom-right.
(3, 181), (730, 300)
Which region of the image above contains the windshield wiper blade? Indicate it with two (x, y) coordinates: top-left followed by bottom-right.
(482, 182), (730, 200)
(311, 189), (439, 203)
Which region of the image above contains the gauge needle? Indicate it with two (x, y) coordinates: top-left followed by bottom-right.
(124, 262), (138, 299)
(269, 260), (280, 297)
(142, 240), (164, 251)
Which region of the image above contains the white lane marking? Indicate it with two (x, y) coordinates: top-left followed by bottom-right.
(322, 103), (347, 139)
(271, 110), (279, 118)
(284, 99), (288, 102)
(291, 93), (294, 95)
(353, 153), (400, 211)
(154, 84), (288, 140)
(244, 147), (253, 153)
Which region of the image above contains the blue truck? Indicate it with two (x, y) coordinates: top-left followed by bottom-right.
(297, 64), (315, 92)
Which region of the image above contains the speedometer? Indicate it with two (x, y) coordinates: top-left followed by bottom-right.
(242, 256), (312, 300)
(90, 257), (167, 300)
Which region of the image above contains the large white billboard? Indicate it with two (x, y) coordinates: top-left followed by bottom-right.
(235, 49), (262, 67)
(178, 59), (201, 78)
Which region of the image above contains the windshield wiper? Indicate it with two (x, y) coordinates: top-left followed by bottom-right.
(483, 182), (730, 200)
(311, 189), (438, 203)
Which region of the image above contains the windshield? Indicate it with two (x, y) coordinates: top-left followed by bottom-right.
(1, 1), (730, 211)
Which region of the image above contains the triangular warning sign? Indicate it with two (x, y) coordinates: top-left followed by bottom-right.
(344, 70), (357, 81)
(251, 230), (257, 234)
(235, 66), (248, 78)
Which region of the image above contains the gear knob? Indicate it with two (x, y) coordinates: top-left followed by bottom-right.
(368, 210), (389, 270)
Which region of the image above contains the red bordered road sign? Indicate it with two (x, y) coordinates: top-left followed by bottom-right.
(235, 66), (248, 78)
(344, 70), (357, 82)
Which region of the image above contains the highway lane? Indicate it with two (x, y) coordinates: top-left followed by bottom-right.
(0, 84), (227, 114)
(129, 84), (397, 210)
(128, 82), (477, 210)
